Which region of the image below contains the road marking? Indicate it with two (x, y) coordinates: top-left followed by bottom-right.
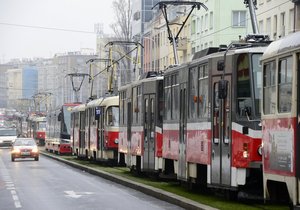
(0, 156), (22, 209)
(64, 190), (94, 198)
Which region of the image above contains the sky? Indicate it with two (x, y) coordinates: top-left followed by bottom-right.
(0, 0), (115, 63)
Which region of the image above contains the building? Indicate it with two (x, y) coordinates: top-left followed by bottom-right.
(6, 68), (23, 109)
(256, 0), (295, 40)
(22, 66), (38, 99)
(190, 0), (252, 55)
(0, 64), (14, 107)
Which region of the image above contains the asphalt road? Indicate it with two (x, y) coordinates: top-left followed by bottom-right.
(0, 148), (185, 210)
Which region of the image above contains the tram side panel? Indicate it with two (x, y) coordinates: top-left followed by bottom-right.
(118, 85), (132, 167)
(261, 31), (300, 206)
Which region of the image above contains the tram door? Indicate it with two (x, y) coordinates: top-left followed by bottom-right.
(126, 101), (132, 166)
(178, 83), (187, 180)
(79, 111), (86, 155)
(211, 76), (231, 186)
(143, 94), (155, 171)
(98, 106), (105, 159)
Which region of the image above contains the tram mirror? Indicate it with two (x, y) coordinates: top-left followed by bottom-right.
(217, 60), (224, 71)
(218, 80), (228, 99)
(245, 107), (251, 117)
(57, 113), (62, 121)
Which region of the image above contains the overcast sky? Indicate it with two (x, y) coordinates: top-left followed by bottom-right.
(0, 0), (115, 63)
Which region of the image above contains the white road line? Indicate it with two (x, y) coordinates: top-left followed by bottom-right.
(15, 201), (22, 208)
(0, 156), (22, 209)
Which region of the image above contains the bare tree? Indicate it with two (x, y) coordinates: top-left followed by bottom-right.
(110, 0), (135, 85)
(110, 0), (132, 41)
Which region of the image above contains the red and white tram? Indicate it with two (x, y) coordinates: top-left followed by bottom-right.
(71, 103), (86, 157)
(118, 72), (164, 172)
(87, 96), (119, 162)
(162, 35), (269, 194)
(261, 31), (300, 206)
(27, 114), (47, 145)
(71, 96), (119, 163)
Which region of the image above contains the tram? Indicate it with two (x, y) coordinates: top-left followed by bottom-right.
(27, 114), (46, 145)
(118, 72), (164, 172)
(71, 96), (119, 163)
(261, 31), (300, 206)
(161, 35), (269, 195)
(45, 103), (80, 154)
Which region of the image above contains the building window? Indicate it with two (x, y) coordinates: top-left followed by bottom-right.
(209, 12), (213, 29)
(289, 9), (295, 33)
(191, 19), (196, 34)
(266, 18), (271, 36)
(232, 11), (246, 27)
(280, 12), (286, 37)
(259, 20), (264, 33)
(273, 15), (277, 39)
(204, 14), (208, 30)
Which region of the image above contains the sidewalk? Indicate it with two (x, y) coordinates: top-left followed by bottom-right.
(40, 150), (218, 210)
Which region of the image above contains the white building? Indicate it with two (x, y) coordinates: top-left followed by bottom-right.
(256, 0), (295, 40)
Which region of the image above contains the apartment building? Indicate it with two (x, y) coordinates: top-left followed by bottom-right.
(256, 0), (295, 40)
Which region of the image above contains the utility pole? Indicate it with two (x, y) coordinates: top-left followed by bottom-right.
(244, 0), (259, 34)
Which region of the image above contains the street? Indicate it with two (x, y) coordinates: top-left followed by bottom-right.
(0, 148), (183, 210)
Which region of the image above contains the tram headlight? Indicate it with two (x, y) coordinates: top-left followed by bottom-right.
(114, 139), (119, 144)
(243, 151), (249, 158)
(243, 143), (248, 158)
(257, 144), (262, 156)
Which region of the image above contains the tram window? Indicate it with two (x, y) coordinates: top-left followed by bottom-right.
(198, 64), (209, 118)
(137, 86), (142, 124)
(107, 106), (119, 126)
(252, 54), (262, 115)
(132, 86), (138, 124)
(263, 61), (276, 114)
(164, 76), (171, 120)
(172, 74), (179, 120)
(157, 81), (163, 126)
(278, 57), (292, 113)
(189, 67), (198, 119)
(237, 54), (251, 98)
(236, 53), (252, 117)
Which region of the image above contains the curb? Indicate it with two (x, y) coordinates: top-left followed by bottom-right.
(41, 151), (218, 210)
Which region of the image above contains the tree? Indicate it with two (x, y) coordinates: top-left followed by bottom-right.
(110, 0), (135, 86)
(110, 0), (132, 41)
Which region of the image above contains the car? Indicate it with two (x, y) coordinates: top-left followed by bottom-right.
(11, 138), (39, 161)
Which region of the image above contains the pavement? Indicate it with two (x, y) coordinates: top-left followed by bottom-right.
(40, 150), (218, 210)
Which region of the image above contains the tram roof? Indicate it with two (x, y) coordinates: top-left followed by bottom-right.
(71, 103), (86, 112)
(262, 31), (300, 60)
(189, 45), (267, 66)
(87, 96), (119, 108)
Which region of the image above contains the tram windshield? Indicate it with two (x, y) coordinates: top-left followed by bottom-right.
(236, 53), (262, 118)
(62, 106), (72, 136)
(37, 122), (46, 131)
(107, 106), (119, 126)
(252, 54), (262, 116)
